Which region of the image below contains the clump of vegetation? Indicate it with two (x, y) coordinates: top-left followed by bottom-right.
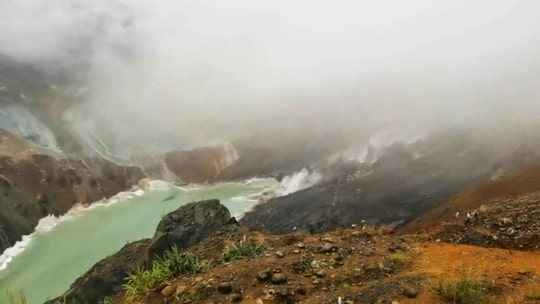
(124, 247), (211, 300)
(440, 276), (489, 304)
(100, 297), (114, 304)
(290, 252), (314, 274)
(339, 280), (352, 290)
(388, 251), (407, 265)
(124, 266), (160, 300)
(291, 258), (312, 274)
(359, 223), (390, 236)
(221, 240), (265, 263)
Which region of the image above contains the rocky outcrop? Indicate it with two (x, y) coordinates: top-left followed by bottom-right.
(165, 144), (314, 183)
(0, 153), (145, 252)
(433, 192), (540, 250)
(46, 199), (233, 304)
(212, 146), (283, 181)
(403, 163), (540, 234)
(212, 145), (313, 182)
(164, 146), (238, 183)
(147, 199), (232, 261)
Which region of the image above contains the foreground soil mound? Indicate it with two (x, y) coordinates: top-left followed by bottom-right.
(107, 227), (540, 304)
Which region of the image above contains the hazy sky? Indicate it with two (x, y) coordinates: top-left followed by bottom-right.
(2, 1), (540, 153)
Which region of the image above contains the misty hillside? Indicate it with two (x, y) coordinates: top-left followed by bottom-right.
(2, 1), (540, 161)
(3, 1), (540, 239)
(3, 2), (540, 303)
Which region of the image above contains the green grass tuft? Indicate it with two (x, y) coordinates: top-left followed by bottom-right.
(221, 240), (265, 263)
(440, 276), (489, 304)
(388, 251), (407, 264)
(124, 247), (211, 300)
(99, 296), (114, 304)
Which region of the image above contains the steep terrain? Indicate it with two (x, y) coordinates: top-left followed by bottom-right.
(0, 150), (145, 252)
(403, 164), (540, 234)
(52, 170), (540, 304)
(240, 135), (527, 234)
(165, 146), (238, 183)
(122, 235), (539, 304)
(0, 56), (85, 155)
(104, 208), (540, 304)
(3, 57), (540, 304)
(0, 58), (148, 251)
(45, 200), (233, 304)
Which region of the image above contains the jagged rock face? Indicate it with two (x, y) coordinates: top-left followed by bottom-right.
(0, 182), (33, 250)
(212, 146), (286, 181)
(147, 199), (232, 260)
(47, 200), (233, 304)
(212, 145), (316, 182)
(165, 146), (237, 183)
(0, 153), (145, 252)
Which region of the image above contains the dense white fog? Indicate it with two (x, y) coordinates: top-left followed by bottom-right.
(1, 1), (540, 155)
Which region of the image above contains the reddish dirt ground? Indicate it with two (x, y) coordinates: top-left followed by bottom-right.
(406, 242), (540, 304)
(116, 226), (540, 304)
(403, 164), (540, 234)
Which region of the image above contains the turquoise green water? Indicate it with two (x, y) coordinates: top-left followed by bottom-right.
(0, 179), (276, 303)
